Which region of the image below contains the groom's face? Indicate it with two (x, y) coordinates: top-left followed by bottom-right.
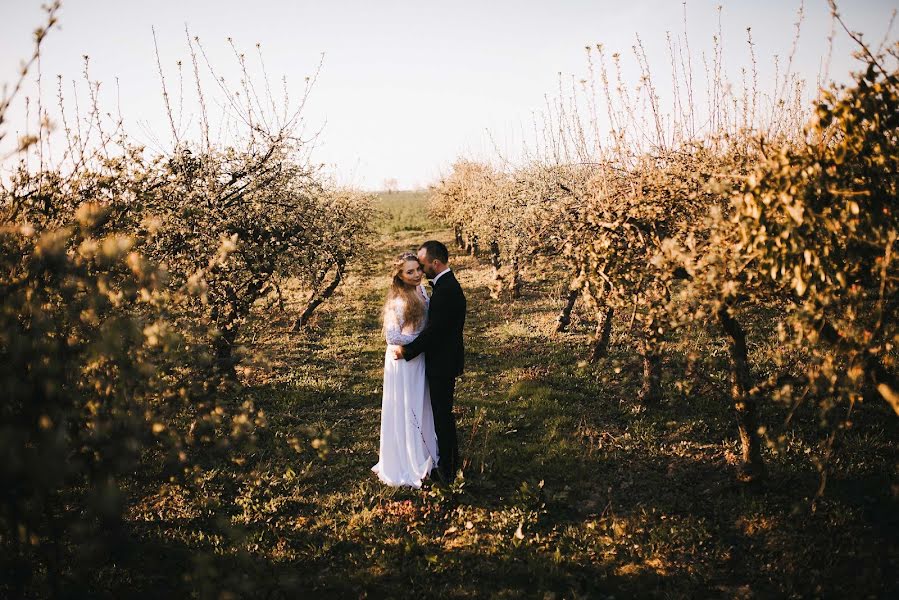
(417, 248), (438, 279)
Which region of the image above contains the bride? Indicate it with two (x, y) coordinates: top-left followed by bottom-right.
(371, 252), (439, 488)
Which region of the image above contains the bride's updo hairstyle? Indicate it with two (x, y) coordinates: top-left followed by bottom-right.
(383, 252), (426, 336)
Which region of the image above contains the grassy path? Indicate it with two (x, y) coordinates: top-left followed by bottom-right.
(129, 208), (897, 598)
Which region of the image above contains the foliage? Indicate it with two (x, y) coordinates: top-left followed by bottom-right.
(0, 199), (188, 594)
(0, 5), (373, 594)
(431, 23), (898, 484)
(729, 54), (899, 475)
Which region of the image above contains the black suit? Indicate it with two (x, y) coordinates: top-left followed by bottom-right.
(402, 270), (466, 479)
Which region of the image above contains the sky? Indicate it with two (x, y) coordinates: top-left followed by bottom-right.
(2, 0), (897, 190)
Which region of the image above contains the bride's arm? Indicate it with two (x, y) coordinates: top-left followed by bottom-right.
(384, 301), (418, 346)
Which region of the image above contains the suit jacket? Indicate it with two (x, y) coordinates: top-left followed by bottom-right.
(403, 270), (466, 378)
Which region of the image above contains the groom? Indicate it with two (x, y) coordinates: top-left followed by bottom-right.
(393, 240), (466, 483)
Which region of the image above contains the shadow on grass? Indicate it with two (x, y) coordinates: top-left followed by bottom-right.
(107, 229), (898, 599)
(100, 519), (708, 599)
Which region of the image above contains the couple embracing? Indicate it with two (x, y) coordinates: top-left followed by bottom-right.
(372, 240), (467, 488)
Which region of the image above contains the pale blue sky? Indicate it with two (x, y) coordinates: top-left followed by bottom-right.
(2, 0), (896, 189)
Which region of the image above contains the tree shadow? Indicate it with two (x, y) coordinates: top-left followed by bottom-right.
(119, 230), (896, 599)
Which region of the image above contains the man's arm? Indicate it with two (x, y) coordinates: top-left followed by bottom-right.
(401, 292), (452, 360)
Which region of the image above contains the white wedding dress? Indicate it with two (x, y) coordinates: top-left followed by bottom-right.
(371, 284), (439, 488)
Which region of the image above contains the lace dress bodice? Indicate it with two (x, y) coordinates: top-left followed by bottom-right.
(384, 285), (430, 345)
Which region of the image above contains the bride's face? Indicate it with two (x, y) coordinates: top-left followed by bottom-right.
(398, 260), (423, 287)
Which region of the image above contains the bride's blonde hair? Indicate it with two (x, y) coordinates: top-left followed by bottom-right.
(382, 252), (426, 335)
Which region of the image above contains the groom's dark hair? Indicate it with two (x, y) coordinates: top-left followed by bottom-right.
(419, 240), (449, 263)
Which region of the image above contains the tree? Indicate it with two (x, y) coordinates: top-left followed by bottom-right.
(383, 177), (399, 194)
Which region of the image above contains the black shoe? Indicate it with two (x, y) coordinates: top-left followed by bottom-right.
(429, 468), (446, 484)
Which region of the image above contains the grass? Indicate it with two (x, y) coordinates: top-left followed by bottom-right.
(113, 202), (898, 598)
(372, 190), (436, 234)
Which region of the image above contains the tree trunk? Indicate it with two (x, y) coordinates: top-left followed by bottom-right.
(635, 332), (661, 405)
(717, 305), (765, 481)
(489, 240), (504, 300)
(213, 275), (270, 380)
(555, 288), (580, 332)
(582, 277), (612, 361)
(213, 316), (240, 380)
(508, 255), (521, 299)
(591, 307), (614, 361)
(469, 234), (480, 257)
(556, 267), (584, 333)
(293, 263), (344, 331)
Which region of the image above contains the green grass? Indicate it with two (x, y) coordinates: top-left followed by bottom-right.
(372, 190), (437, 234)
(113, 219), (898, 598)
